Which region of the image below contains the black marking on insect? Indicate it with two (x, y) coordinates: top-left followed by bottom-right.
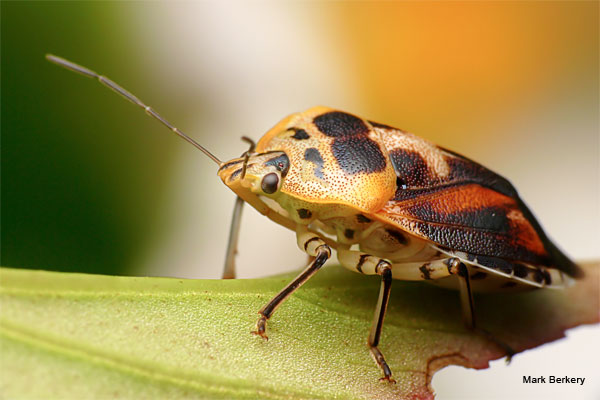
(312, 110), (387, 175)
(385, 229), (407, 245)
(290, 128), (310, 140)
(390, 148), (432, 188)
(344, 229), (355, 239)
(304, 147), (325, 179)
(442, 148), (518, 198)
(356, 214), (372, 223)
(264, 153), (290, 177)
(303, 237), (321, 252)
(533, 269), (546, 284)
(297, 208), (312, 219)
(331, 135), (387, 175)
(513, 264), (529, 278)
(541, 269), (552, 285)
(406, 204), (512, 233)
(313, 111), (369, 137)
(396, 177), (408, 190)
(229, 168), (243, 182)
(419, 263), (433, 280)
(476, 255), (514, 275)
(219, 159), (242, 171)
(470, 271), (488, 280)
(356, 254), (369, 273)
(368, 120), (398, 130)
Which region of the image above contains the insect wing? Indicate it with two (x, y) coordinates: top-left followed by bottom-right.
(370, 124), (582, 278)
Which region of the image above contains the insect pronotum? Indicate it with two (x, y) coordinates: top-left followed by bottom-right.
(46, 54), (583, 382)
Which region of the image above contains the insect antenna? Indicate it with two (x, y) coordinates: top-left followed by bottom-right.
(45, 54), (222, 165)
(239, 136), (256, 179)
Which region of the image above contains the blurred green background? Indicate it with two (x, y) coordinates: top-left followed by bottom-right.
(1, 2), (598, 398)
(2, 2), (184, 275)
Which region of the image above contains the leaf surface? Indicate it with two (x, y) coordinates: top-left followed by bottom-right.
(1, 263), (598, 399)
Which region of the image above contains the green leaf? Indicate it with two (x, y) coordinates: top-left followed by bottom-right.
(1, 264), (598, 399)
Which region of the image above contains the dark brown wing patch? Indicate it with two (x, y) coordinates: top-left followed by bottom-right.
(389, 148), (432, 187)
(379, 184), (550, 265)
(442, 148), (518, 197)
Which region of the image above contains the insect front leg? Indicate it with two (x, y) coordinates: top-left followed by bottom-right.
(252, 229), (331, 340)
(222, 196), (245, 279)
(337, 249), (396, 383)
(448, 258), (516, 361)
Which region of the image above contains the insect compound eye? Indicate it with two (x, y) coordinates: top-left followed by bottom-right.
(261, 172), (280, 194)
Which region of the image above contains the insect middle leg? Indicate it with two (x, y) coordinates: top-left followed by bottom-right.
(252, 229), (331, 339)
(337, 249), (396, 382)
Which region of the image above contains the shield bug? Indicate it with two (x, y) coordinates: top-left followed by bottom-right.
(46, 54), (583, 382)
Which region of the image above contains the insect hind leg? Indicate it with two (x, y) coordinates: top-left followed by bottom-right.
(369, 261), (396, 383)
(448, 258), (516, 361)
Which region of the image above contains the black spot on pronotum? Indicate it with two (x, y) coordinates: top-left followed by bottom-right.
(304, 148), (325, 179)
(419, 263), (432, 280)
(291, 128), (310, 140)
(297, 208), (312, 219)
(344, 229), (354, 239)
(356, 214), (372, 223)
(313, 111), (387, 175)
(261, 173), (279, 194)
(313, 111), (369, 137)
(386, 229), (407, 245)
(264, 153), (290, 177)
(331, 135), (387, 174)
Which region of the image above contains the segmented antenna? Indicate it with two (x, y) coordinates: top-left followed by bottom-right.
(45, 54), (222, 165)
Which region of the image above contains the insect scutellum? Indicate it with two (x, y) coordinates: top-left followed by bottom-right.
(47, 54), (582, 383)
